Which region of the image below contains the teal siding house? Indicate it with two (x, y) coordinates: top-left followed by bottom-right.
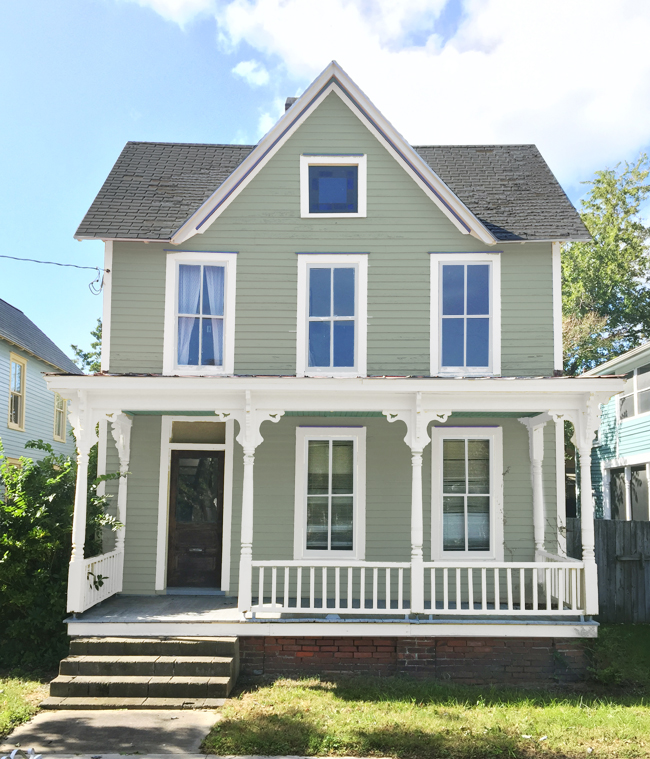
(47, 63), (625, 689)
(585, 343), (650, 521)
(0, 298), (79, 464)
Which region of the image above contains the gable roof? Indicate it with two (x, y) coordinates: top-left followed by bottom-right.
(582, 341), (650, 377)
(75, 62), (589, 245)
(0, 299), (83, 374)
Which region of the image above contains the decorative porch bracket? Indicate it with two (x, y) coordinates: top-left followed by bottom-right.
(384, 393), (451, 614)
(108, 413), (133, 552)
(518, 413), (552, 560)
(549, 394), (607, 616)
(216, 390), (284, 614)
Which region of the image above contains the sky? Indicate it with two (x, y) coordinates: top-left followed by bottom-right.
(1, 0), (650, 360)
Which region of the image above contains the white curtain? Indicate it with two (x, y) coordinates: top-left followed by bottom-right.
(203, 266), (224, 316)
(178, 265), (201, 365)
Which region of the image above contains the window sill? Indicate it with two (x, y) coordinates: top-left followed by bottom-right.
(167, 367), (230, 377)
(7, 422), (25, 432)
(53, 436), (66, 443)
(302, 371), (366, 378)
(301, 212), (367, 219)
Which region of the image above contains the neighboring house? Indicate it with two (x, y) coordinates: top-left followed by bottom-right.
(0, 297), (80, 464)
(585, 343), (650, 521)
(47, 62), (624, 689)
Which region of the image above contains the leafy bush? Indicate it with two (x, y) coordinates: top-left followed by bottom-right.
(0, 440), (120, 668)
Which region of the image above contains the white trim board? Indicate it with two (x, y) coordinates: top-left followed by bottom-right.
(170, 62), (496, 246)
(601, 453), (650, 469)
(101, 241), (113, 373)
(552, 242), (562, 373)
(154, 416), (235, 592)
(299, 154), (367, 218)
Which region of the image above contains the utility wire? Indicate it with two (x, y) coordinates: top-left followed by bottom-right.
(0, 254), (109, 294)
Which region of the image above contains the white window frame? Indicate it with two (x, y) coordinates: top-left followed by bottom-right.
(300, 154), (367, 219)
(296, 253), (368, 378)
(294, 426), (366, 561)
(617, 365), (650, 423)
(430, 252), (501, 376)
(163, 251), (237, 375)
(53, 392), (67, 442)
(8, 352), (27, 431)
(431, 426), (504, 561)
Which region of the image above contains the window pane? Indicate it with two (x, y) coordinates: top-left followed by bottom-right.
(11, 362), (22, 393)
(466, 265), (489, 315)
(175, 457), (220, 524)
(201, 318), (223, 366)
(443, 496), (465, 551)
(333, 268), (355, 317)
(466, 318), (489, 367)
(639, 389), (650, 415)
(467, 440), (490, 493)
(309, 321), (331, 367)
(442, 265), (464, 315)
(620, 394), (635, 420)
(202, 266), (224, 316)
(467, 497), (490, 550)
(333, 321), (354, 367)
(178, 264), (201, 314)
(178, 317), (200, 365)
(307, 497), (329, 549)
(307, 440), (329, 495)
(10, 395), (21, 425)
(331, 440), (353, 493)
(309, 166), (358, 213)
(442, 319), (464, 367)
(331, 496), (353, 550)
(309, 268), (331, 317)
(631, 465), (649, 521)
(443, 439), (466, 493)
(638, 364), (650, 391)
(610, 468), (626, 520)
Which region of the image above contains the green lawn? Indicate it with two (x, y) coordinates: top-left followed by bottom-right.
(203, 624), (650, 759)
(0, 674), (49, 739)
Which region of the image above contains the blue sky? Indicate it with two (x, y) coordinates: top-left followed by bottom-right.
(1, 0), (649, 360)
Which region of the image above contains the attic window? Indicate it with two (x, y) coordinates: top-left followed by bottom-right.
(300, 155), (367, 219)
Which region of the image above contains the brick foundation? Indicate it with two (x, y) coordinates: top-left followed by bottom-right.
(239, 636), (587, 684)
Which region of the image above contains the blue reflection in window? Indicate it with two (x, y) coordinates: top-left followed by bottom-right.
(309, 268), (331, 317)
(467, 265), (489, 315)
(333, 268), (355, 316)
(333, 321), (354, 367)
(309, 166), (358, 213)
(178, 317), (200, 366)
(442, 265), (464, 315)
(309, 322), (331, 367)
(202, 266), (225, 316)
(442, 319), (464, 366)
(466, 319), (489, 366)
(201, 319), (224, 366)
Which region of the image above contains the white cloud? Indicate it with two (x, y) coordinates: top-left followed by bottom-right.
(125, 0), (215, 25)
(232, 59), (270, 87)
(132, 0), (650, 186)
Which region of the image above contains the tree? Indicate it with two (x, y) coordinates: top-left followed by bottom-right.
(562, 154), (650, 376)
(72, 318), (102, 373)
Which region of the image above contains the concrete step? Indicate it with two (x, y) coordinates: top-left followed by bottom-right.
(60, 655), (234, 678)
(50, 674), (233, 698)
(41, 696), (226, 709)
(69, 636), (238, 658)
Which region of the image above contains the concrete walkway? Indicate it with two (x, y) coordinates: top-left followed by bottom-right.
(0, 709), (219, 755)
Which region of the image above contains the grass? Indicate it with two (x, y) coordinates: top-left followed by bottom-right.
(0, 673), (50, 739)
(203, 624), (650, 758)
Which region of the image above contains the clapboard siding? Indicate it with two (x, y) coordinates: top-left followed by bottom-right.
(0, 339), (76, 461)
(618, 415), (650, 457)
(108, 92), (555, 377)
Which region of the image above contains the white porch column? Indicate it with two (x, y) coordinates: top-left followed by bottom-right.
(109, 413), (133, 553)
(519, 414), (551, 559)
(67, 391), (98, 614)
(217, 391), (284, 614)
(384, 394), (450, 615)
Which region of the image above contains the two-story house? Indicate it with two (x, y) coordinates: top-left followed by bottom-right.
(46, 63), (624, 700)
(1, 297), (79, 464)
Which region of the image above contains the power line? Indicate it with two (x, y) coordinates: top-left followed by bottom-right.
(0, 254), (108, 294)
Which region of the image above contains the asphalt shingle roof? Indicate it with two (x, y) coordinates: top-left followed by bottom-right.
(75, 141), (589, 243)
(0, 299), (83, 374)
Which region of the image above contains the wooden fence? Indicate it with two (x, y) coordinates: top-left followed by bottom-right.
(566, 518), (650, 623)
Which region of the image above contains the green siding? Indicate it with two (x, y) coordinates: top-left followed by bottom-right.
(109, 92), (555, 377)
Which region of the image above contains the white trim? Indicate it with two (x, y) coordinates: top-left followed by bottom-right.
(101, 241), (113, 373)
(96, 417), (108, 497)
(299, 154), (367, 218)
(293, 426), (366, 561)
(601, 452), (650, 470)
(67, 619), (598, 638)
(552, 242), (563, 373)
(430, 252), (501, 376)
(7, 351), (27, 431)
(430, 426), (504, 561)
(296, 253), (368, 377)
(170, 62), (496, 246)
(154, 416), (234, 592)
(555, 417), (567, 555)
(162, 251), (237, 376)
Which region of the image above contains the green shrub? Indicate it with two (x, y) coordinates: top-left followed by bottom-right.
(0, 440), (120, 668)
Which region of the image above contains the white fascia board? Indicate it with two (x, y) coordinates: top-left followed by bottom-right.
(583, 341), (650, 377)
(101, 241), (113, 372)
(170, 61), (496, 247)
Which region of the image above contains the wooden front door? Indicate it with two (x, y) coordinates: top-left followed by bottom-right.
(167, 451), (224, 588)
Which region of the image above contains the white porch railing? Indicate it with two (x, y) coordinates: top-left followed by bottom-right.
(251, 561), (411, 614)
(67, 549), (124, 613)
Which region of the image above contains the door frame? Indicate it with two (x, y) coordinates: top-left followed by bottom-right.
(155, 416), (234, 592)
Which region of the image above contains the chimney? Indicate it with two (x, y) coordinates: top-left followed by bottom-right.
(285, 97), (298, 112)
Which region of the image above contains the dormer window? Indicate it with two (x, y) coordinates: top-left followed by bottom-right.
(300, 155), (367, 218)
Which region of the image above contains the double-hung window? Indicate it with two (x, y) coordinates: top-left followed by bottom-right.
(430, 253), (501, 375)
(163, 252), (237, 375)
(431, 427), (503, 560)
(53, 393), (66, 442)
(296, 253), (368, 377)
(294, 427), (366, 560)
(8, 353), (26, 431)
(619, 364), (650, 420)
